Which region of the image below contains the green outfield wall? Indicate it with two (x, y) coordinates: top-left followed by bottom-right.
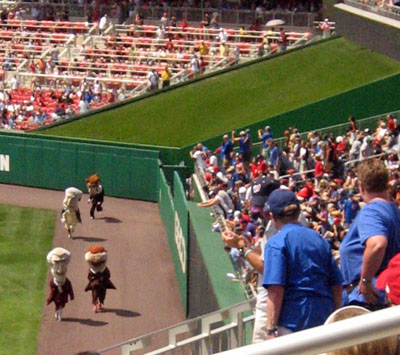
(158, 169), (189, 315)
(0, 131), (160, 201)
(158, 168), (244, 317)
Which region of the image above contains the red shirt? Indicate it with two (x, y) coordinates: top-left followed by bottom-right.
(336, 141), (346, 153)
(314, 160), (324, 177)
(388, 117), (395, 131)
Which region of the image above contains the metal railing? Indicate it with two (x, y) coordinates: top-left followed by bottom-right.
(218, 305), (400, 355)
(7, 2), (320, 28)
(96, 298), (256, 354)
(133, 7), (320, 28)
(254, 109), (400, 153)
(344, 0), (400, 21)
(95, 295), (400, 355)
(193, 162), (255, 300)
(279, 151), (392, 182)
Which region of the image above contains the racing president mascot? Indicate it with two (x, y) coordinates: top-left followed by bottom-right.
(61, 187), (83, 238)
(84, 245), (116, 312)
(46, 247), (74, 322)
(86, 173), (104, 220)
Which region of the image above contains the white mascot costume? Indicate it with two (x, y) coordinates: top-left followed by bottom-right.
(61, 187), (83, 238)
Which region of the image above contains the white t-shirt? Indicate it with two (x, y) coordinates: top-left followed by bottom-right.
(99, 16), (107, 31)
(209, 154), (218, 167)
(193, 150), (206, 169)
(11, 77), (19, 91)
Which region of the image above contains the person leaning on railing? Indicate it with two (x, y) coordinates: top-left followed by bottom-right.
(340, 158), (400, 311)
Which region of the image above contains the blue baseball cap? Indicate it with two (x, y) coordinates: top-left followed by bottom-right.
(264, 189), (299, 216)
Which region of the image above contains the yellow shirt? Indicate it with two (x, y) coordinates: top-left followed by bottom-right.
(219, 44), (229, 57)
(161, 69), (171, 81)
(199, 43), (209, 56)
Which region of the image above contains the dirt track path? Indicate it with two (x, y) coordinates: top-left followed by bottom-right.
(0, 184), (185, 355)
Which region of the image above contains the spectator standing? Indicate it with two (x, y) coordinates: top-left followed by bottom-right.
(147, 69), (159, 91)
(160, 12), (168, 27)
(190, 143), (207, 170)
(319, 18), (331, 39)
(99, 14), (108, 34)
(220, 134), (233, 170)
(79, 98), (89, 114)
(359, 135), (374, 160)
(343, 191), (360, 228)
(128, 0), (135, 19)
(219, 27), (228, 44)
(161, 66), (172, 88)
(190, 55), (201, 78)
(258, 125), (273, 158)
(201, 12), (210, 28)
(210, 12), (219, 29)
(387, 114), (397, 133)
(10, 75), (19, 91)
(232, 130), (251, 163)
(263, 189), (343, 338)
(198, 41), (209, 56)
(340, 159), (400, 310)
(269, 140), (281, 174)
(50, 45), (60, 66)
(278, 27), (287, 52)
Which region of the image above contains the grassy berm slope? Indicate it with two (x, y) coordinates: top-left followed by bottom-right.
(42, 38), (400, 147)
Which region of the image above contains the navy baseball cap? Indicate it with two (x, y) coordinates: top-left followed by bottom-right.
(264, 189), (299, 216)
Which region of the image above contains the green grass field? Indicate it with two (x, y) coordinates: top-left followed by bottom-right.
(42, 38), (400, 148)
(0, 205), (55, 355)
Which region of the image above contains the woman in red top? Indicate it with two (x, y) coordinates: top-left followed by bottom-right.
(314, 153), (324, 178)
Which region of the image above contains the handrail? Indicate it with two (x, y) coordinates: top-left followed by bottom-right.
(344, 0), (400, 21)
(278, 151), (391, 181)
(217, 305), (400, 355)
(254, 109), (400, 152)
(96, 298), (256, 354)
(18, 72), (144, 84)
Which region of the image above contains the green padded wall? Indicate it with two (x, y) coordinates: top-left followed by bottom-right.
(0, 133), (160, 201)
(158, 168), (188, 314)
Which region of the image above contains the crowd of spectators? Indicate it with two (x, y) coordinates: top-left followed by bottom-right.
(193, 113), (400, 278)
(0, 3), (312, 130)
(0, 79), (122, 130)
(192, 113), (400, 345)
(5, 0), (322, 27)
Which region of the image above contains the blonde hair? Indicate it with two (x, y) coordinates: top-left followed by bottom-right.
(325, 306), (397, 355)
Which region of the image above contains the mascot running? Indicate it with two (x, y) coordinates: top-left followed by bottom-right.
(86, 173), (104, 220)
(84, 245), (116, 313)
(46, 247), (74, 322)
(61, 187), (83, 238)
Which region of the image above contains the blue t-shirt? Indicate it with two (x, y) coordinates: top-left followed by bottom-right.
(269, 146), (280, 167)
(221, 140), (233, 160)
(263, 223), (343, 332)
(340, 200), (400, 286)
(239, 136), (250, 154)
(262, 132), (273, 148)
(343, 199), (360, 225)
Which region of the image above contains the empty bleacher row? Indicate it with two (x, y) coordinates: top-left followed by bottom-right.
(0, 18), (313, 131)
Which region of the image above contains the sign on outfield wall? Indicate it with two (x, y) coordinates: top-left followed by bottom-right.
(174, 211), (186, 274)
(0, 154), (9, 172)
